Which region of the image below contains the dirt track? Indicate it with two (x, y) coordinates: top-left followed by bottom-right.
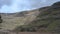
(0, 30), (60, 34)
(9, 32), (60, 34)
(0, 31), (60, 34)
(17, 32), (52, 34)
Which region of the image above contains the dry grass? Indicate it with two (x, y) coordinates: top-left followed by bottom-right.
(0, 10), (39, 30)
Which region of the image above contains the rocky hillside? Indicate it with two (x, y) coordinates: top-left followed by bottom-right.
(14, 1), (60, 33)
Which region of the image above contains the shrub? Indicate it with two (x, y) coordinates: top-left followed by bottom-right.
(0, 15), (2, 23)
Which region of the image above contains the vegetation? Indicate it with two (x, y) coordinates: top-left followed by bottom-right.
(0, 15), (2, 23)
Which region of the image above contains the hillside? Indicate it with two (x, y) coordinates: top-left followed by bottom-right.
(0, 9), (40, 30)
(14, 1), (60, 33)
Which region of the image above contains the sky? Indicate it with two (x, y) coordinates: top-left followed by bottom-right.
(0, 0), (60, 13)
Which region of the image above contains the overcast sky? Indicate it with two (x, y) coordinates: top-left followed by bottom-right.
(0, 0), (60, 13)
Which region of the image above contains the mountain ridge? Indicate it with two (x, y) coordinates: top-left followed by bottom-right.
(14, 1), (60, 32)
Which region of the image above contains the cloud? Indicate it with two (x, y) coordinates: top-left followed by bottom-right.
(46, 0), (60, 5)
(0, 0), (12, 8)
(0, 0), (60, 13)
(17, 0), (47, 10)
